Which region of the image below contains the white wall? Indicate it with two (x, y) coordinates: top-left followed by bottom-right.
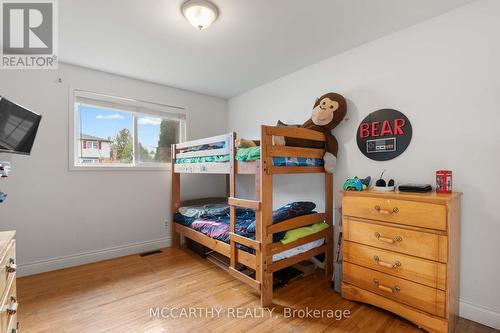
(0, 63), (228, 276)
(228, 0), (500, 328)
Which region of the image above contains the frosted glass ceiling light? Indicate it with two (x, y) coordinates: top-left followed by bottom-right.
(182, 0), (219, 30)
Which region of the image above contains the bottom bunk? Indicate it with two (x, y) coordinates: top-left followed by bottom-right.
(173, 201), (330, 285)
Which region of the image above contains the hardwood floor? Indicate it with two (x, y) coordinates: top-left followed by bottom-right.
(17, 248), (497, 333)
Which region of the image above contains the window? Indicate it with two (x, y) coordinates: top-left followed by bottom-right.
(72, 91), (186, 169)
(84, 141), (99, 149)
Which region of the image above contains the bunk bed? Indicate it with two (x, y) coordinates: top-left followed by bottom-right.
(171, 125), (333, 306)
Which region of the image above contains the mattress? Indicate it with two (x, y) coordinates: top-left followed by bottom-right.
(272, 239), (325, 262)
(176, 146), (324, 167)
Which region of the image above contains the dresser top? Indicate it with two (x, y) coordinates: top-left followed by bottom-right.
(341, 190), (462, 204)
(0, 231), (15, 259)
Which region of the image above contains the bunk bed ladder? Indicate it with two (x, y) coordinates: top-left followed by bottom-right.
(227, 200), (262, 292)
(227, 132), (263, 292)
(229, 201), (261, 292)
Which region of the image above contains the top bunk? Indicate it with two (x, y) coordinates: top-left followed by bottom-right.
(172, 125), (327, 175)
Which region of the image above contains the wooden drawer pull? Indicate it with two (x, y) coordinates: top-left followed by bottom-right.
(6, 258), (16, 273)
(373, 256), (401, 269)
(374, 205), (399, 215)
(7, 296), (18, 315)
(373, 278), (400, 293)
(374, 232), (402, 243)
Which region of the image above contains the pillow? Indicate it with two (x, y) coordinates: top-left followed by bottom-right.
(246, 201), (317, 236)
(235, 138), (258, 148)
(277, 120), (301, 128)
(178, 203), (229, 218)
(280, 222), (329, 244)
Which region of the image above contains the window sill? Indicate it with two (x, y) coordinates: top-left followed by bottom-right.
(69, 163), (172, 171)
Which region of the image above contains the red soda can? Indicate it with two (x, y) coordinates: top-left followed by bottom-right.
(436, 170), (452, 193)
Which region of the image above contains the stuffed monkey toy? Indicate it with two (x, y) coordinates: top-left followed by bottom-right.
(274, 92), (347, 173)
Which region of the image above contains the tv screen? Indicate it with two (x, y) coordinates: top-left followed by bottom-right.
(0, 96), (41, 155)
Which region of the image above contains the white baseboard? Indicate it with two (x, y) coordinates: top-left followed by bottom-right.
(18, 237), (172, 277)
(460, 298), (500, 330)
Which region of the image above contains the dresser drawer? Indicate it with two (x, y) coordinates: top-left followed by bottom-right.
(344, 218), (447, 262)
(343, 196), (447, 230)
(343, 241), (446, 290)
(0, 277), (17, 333)
(0, 240), (16, 297)
(343, 262), (445, 317)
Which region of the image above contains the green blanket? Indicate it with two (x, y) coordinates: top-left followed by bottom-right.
(177, 147), (261, 163)
(235, 146), (261, 161)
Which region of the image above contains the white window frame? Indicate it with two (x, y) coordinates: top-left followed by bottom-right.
(69, 90), (187, 171)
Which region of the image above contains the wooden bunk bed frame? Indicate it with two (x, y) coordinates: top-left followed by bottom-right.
(171, 125), (333, 306)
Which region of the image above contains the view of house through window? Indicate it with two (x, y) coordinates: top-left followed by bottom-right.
(74, 93), (185, 167)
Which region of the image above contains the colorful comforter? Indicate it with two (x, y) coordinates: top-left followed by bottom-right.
(175, 208), (256, 243)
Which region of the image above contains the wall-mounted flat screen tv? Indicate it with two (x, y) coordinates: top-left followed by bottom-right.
(0, 96), (42, 155)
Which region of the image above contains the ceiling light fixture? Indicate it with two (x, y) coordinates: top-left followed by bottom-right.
(181, 0), (219, 30)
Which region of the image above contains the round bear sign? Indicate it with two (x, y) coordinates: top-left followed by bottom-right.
(356, 109), (412, 161)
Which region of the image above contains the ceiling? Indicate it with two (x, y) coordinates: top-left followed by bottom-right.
(60, 0), (474, 98)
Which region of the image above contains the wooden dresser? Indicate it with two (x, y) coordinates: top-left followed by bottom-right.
(0, 231), (17, 333)
(341, 191), (461, 333)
